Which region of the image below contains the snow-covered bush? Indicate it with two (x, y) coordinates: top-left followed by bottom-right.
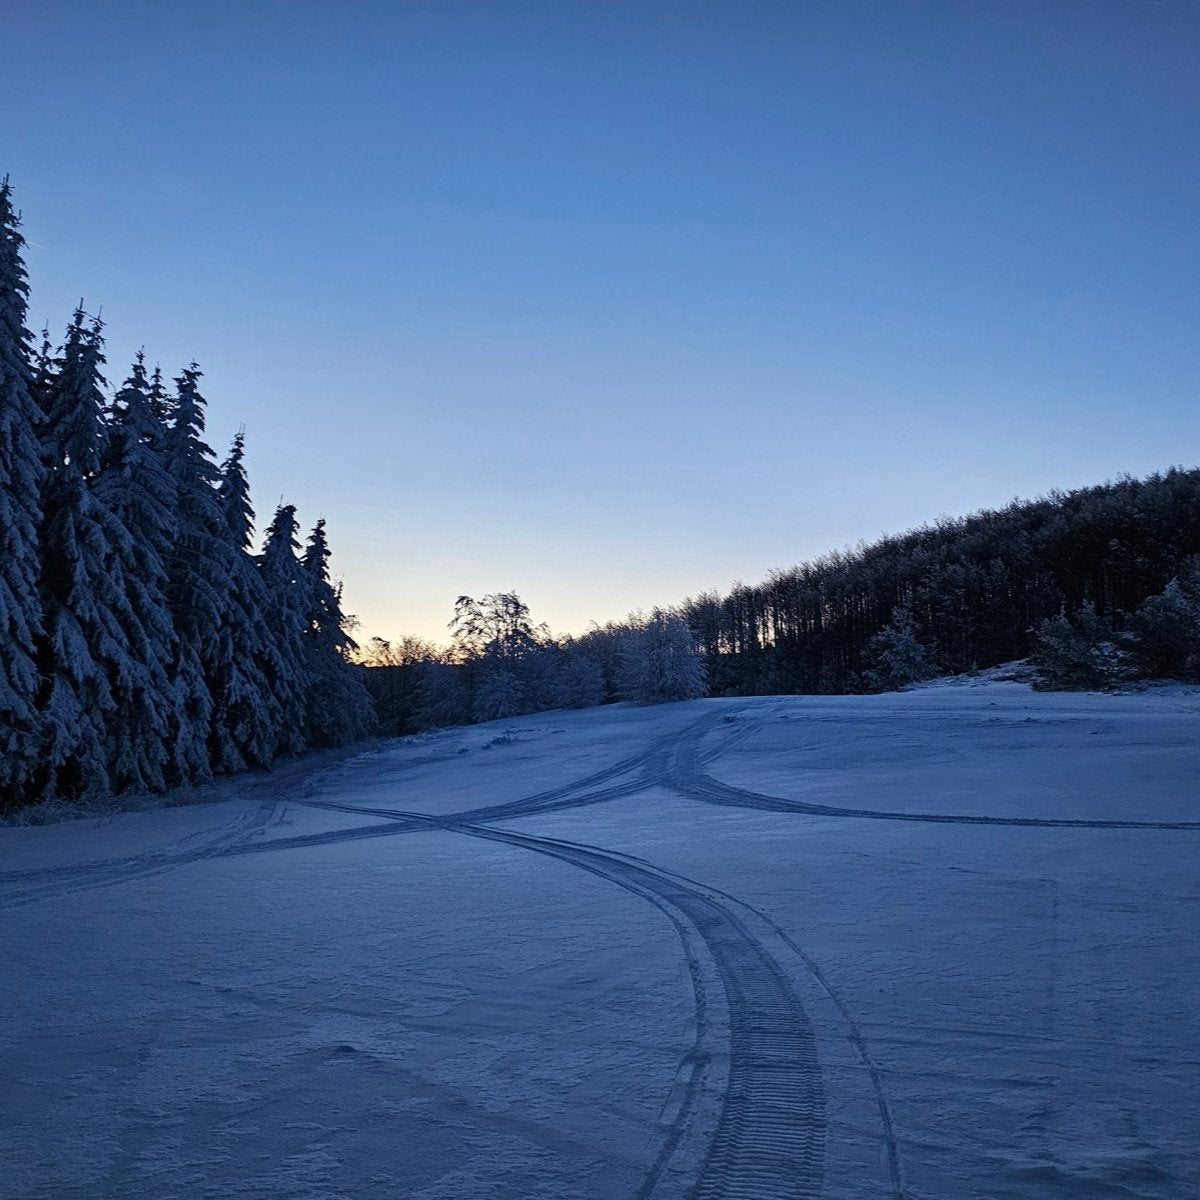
(1126, 559), (1200, 681)
(1030, 604), (1134, 690)
(863, 607), (937, 691)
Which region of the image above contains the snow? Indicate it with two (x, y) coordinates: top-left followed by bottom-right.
(2, 681), (1198, 1199)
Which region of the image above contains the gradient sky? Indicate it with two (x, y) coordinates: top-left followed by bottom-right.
(6, 2), (1198, 642)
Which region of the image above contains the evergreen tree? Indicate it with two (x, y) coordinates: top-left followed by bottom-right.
(211, 433), (300, 767)
(259, 502), (310, 748)
(1126, 559), (1200, 680)
(0, 183), (382, 809)
(28, 325), (57, 451)
(91, 352), (180, 792)
(1030, 603), (1133, 691)
(300, 518), (375, 745)
(162, 363), (226, 781)
(0, 178), (45, 807)
(147, 363), (172, 427)
(36, 310), (146, 798)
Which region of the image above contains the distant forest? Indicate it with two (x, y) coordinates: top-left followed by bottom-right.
(1, 180), (372, 812)
(679, 469), (1200, 695)
(365, 469), (1200, 735)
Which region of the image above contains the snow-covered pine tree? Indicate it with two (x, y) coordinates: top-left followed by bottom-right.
(91, 352), (181, 792)
(0, 178), (45, 808)
(258, 502), (311, 749)
(36, 309), (148, 799)
(211, 432), (301, 767)
(1127, 559), (1200, 680)
(147, 363), (173, 427)
(300, 519), (375, 745)
(162, 363), (227, 782)
(28, 326), (58, 452)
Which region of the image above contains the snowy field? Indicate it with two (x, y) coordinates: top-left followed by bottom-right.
(3, 682), (1199, 1200)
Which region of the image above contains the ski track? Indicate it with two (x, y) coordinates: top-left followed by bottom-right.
(495, 826), (828, 1200)
(14, 698), (1190, 911)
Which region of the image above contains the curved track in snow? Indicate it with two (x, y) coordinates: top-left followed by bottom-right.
(0, 796), (283, 908)
(333, 800), (833, 1200)
(0, 708), (910, 1197)
(667, 714), (1200, 831)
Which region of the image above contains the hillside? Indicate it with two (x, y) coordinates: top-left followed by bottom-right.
(684, 468), (1200, 694)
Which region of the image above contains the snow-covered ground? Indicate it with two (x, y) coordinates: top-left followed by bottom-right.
(3, 682), (1198, 1200)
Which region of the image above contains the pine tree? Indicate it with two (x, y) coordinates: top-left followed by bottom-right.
(28, 325), (57, 456)
(1126, 560), (1200, 681)
(259, 502), (310, 750)
(37, 309), (146, 799)
(211, 433), (300, 767)
(300, 518), (375, 745)
(147, 363), (173, 427)
(0, 178), (45, 807)
(91, 352), (181, 792)
(1030, 603), (1133, 691)
(162, 363), (227, 781)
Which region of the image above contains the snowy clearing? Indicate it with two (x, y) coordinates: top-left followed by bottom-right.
(3, 682), (1199, 1200)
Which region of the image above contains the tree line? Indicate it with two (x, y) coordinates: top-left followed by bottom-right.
(677, 468), (1200, 695)
(366, 468), (1200, 726)
(0, 179), (372, 812)
(363, 594), (706, 735)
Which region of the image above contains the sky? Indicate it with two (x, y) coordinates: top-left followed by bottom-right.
(5, 1), (1198, 643)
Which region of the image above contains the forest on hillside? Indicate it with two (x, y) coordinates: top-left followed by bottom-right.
(0, 180), (372, 812)
(679, 470), (1200, 695)
(364, 472), (1200, 733)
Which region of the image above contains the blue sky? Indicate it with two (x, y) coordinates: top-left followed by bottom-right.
(6, 2), (1198, 641)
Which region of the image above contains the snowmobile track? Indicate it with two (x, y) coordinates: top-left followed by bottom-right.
(335, 800), (830, 1200)
(669, 717), (1200, 831)
(0, 796), (283, 908)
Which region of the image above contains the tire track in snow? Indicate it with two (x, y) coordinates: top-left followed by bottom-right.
(0, 796), (283, 907)
(0, 746), (386, 907)
(0, 714), (715, 908)
(2, 707), (907, 1198)
(353, 802), (829, 1200)
(669, 716), (1200, 831)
